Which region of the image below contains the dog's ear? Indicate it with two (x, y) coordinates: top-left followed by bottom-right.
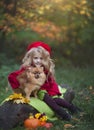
(26, 66), (33, 71)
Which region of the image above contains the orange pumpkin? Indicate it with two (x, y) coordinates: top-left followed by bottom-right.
(24, 118), (40, 129)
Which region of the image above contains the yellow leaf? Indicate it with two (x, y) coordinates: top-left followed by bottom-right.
(80, 10), (86, 15)
(14, 99), (22, 104)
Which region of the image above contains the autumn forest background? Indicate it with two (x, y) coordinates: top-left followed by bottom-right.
(0, 0), (94, 130)
(0, 0), (94, 67)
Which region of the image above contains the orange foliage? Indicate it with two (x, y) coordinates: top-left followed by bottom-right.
(30, 22), (61, 40)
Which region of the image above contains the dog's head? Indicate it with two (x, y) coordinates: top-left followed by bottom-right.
(26, 66), (46, 81)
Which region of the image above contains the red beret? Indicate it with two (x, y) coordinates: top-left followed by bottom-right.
(27, 41), (51, 54)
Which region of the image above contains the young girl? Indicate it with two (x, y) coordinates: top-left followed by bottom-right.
(8, 41), (79, 121)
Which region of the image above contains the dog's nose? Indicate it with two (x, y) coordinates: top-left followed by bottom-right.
(35, 74), (39, 79)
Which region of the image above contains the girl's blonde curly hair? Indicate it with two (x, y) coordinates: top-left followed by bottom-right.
(21, 46), (55, 79)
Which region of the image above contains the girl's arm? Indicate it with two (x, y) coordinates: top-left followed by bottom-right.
(8, 68), (25, 89)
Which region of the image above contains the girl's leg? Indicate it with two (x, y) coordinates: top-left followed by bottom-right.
(54, 98), (80, 114)
(60, 84), (75, 103)
(64, 89), (75, 103)
(43, 93), (71, 120)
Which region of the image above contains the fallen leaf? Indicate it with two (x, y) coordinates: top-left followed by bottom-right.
(89, 86), (93, 90)
(85, 97), (90, 100)
(64, 124), (75, 129)
(79, 112), (86, 117)
(72, 117), (79, 121)
(6, 87), (9, 92)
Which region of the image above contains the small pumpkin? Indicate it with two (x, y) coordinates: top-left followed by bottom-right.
(24, 118), (40, 129)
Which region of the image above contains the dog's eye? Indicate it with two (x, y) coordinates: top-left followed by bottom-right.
(33, 72), (38, 74)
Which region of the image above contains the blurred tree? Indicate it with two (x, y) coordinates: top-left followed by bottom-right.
(3, 0), (17, 16)
(0, 0), (94, 66)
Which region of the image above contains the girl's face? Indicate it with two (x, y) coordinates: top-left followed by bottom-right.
(32, 51), (43, 67)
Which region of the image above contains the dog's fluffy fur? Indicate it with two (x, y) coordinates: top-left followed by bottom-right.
(17, 66), (46, 99)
